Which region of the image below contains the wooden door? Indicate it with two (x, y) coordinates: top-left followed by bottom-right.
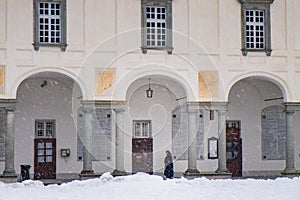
(132, 138), (153, 174)
(34, 138), (56, 179)
(226, 121), (242, 177)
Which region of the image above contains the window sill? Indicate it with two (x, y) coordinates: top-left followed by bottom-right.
(241, 48), (272, 56)
(141, 46), (173, 54)
(33, 43), (68, 52)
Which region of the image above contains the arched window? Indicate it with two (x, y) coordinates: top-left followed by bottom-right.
(261, 106), (286, 160)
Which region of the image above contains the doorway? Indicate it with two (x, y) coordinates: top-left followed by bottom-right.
(226, 121), (242, 177)
(34, 120), (56, 179)
(132, 120), (153, 174)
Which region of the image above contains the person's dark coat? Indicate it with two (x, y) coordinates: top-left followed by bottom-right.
(164, 151), (174, 179)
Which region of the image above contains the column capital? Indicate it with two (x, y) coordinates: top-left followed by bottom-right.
(81, 101), (95, 113)
(188, 101), (229, 111)
(0, 99), (17, 112)
(282, 102), (300, 112)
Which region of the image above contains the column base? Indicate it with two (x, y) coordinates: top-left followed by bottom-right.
(79, 170), (101, 181)
(183, 168), (201, 179)
(215, 168), (230, 174)
(80, 169), (94, 175)
(281, 168), (300, 178)
(0, 174), (18, 183)
(112, 169), (128, 177)
(2, 170), (16, 176)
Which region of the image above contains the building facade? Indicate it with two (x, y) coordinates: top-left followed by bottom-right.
(0, 0), (300, 181)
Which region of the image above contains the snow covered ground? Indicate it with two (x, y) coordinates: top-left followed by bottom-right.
(0, 173), (299, 200)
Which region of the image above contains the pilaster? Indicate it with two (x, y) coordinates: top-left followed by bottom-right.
(0, 99), (17, 180)
(80, 101), (95, 175)
(112, 105), (127, 176)
(184, 103), (200, 177)
(281, 103), (300, 176)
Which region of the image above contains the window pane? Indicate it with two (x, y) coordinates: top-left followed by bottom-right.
(46, 156), (52, 162)
(46, 142), (52, 148)
(38, 156), (45, 163)
(46, 149), (52, 156)
(38, 142), (44, 149)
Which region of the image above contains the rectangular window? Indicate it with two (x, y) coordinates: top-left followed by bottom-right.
(35, 120), (55, 138)
(33, 0), (67, 51)
(238, 0), (274, 56)
(39, 2), (61, 44)
(141, 0), (173, 54)
(245, 10), (265, 49)
(133, 121), (151, 138)
(146, 6), (166, 47)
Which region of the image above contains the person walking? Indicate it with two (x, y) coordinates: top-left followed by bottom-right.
(163, 150), (174, 179)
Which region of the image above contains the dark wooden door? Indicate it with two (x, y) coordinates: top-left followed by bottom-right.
(34, 138), (56, 179)
(132, 138), (153, 174)
(226, 121), (242, 177)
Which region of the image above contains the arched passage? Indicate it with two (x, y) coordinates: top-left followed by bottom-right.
(227, 76), (287, 177)
(15, 71), (83, 179)
(123, 74), (190, 174)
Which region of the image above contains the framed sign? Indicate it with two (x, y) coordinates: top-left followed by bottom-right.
(60, 148), (70, 157)
(208, 137), (218, 159)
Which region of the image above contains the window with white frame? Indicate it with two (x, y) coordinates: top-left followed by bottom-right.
(35, 120), (55, 138)
(39, 2), (61, 44)
(33, 0), (67, 51)
(245, 10), (265, 49)
(133, 121), (151, 138)
(146, 6), (166, 47)
(141, 0), (173, 54)
(238, 0), (274, 56)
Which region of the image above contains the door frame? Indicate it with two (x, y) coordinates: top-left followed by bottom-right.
(34, 120), (56, 179)
(226, 120), (242, 177)
(132, 120), (153, 174)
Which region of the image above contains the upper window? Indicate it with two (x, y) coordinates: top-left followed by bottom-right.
(133, 120), (151, 138)
(245, 10), (265, 50)
(35, 120), (56, 138)
(238, 0), (274, 56)
(141, 0), (173, 54)
(33, 0), (67, 51)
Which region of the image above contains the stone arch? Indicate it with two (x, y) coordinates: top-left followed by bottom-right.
(226, 72), (291, 102)
(113, 67), (196, 101)
(11, 67), (87, 99)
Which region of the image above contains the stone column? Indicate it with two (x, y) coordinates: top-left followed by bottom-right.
(184, 104), (200, 176)
(216, 108), (230, 174)
(80, 102), (94, 175)
(3, 105), (16, 176)
(112, 108), (127, 176)
(282, 109), (297, 174)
